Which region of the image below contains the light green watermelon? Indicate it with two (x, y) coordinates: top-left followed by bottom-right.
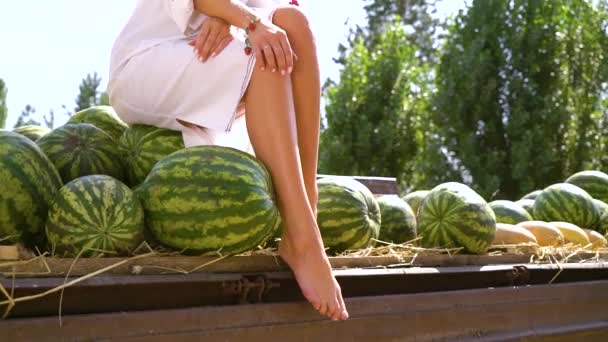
(592, 199), (608, 234)
(489, 200), (532, 224)
(516, 199), (535, 216)
(565, 170), (608, 204)
(135, 146), (279, 254)
(377, 195), (417, 244)
(119, 124), (185, 187)
(13, 125), (50, 141)
(417, 182), (496, 254)
(532, 183), (599, 229)
(521, 190), (542, 201)
(68, 106), (128, 141)
(0, 131), (63, 247)
(402, 190), (430, 216)
(36, 123), (125, 184)
(46, 175), (144, 257)
(317, 177), (381, 253)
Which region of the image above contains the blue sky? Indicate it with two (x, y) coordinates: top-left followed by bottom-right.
(0, 0), (465, 128)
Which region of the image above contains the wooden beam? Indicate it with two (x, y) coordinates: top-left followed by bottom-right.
(2, 281), (608, 341)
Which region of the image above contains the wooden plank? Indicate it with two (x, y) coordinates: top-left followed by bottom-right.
(0, 246), (19, 261)
(0, 253), (561, 277)
(2, 263), (608, 318)
(2, 280), (607, 341)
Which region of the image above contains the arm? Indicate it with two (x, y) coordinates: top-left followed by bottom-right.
(193, 0), (254, 30)
(194, 0), (295, 75)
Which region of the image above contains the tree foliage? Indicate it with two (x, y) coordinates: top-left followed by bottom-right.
(0, 79), (6, 129)
(320, 22), (452, 190)
(75, 72), (110, 112)
(362, 0), (441, 63)
(433, 0), (608, 199)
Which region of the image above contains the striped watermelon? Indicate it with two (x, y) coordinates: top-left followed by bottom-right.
(533, 183), (599, 229)
(0, 131), (63, 247)
(119, 124), (185, 187)
(68, 106), (128, 142)
(566, 170), (608, 203)
(592, 199), (608, 234)
(135, 146), (279, 254)
(418, 182), (496, 254)
(516, 199), (535, 216)
(489, 200), (532, 224)
(521, 190), (541, 201)
(13, 125), (50, 141)
(317, 177), (381, 252)
(46, 175), (144, 257)
(37, 123), (125, 184)
(402, 190), (430, 216)
(377, 195), (417, 243)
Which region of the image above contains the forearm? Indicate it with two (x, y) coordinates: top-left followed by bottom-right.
(193, 0), (255, 29)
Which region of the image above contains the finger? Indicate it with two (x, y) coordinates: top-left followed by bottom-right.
(212, 36), (233, 58)
(254, 47), (266, 71)
(272, 40), (288, 76)
(188, 40), (195, 47)
(201, 29), (220, 62)
(280, 37), (294, 74)
(263, 44), (277, 73)
(196, 25), (211, 60)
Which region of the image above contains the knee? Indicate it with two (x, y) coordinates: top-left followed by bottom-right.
(273, 7), (314, 42)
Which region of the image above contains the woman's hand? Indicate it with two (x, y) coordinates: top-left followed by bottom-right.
(189, 17), (233, 63)
(248, 19), (296, 75)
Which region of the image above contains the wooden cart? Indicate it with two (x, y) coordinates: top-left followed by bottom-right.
(2, 177), (608, 341)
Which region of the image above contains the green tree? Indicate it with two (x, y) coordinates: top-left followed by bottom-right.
(0, 79), (7, 129)
(320, 23), (454, 190)
(75, 72), (110, 112)
(362, 0), (442, 63)
(433, 0), (608, 200)
(13, 105), (40, 128)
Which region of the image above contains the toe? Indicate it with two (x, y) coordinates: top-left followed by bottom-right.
(337, 288), (349, 320)
(329, 298), (342, 321)
(317, 300), (329, 317)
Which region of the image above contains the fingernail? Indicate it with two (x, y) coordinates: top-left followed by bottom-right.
(272, 68), (276, 73)
(211, 53), (217, 58)
(281, 70), (286, 76)
(288, 67), (293, 74)
(261, 67), (265, 71)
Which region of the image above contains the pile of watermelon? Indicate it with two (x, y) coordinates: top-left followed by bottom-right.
(2, 105), (608, 258)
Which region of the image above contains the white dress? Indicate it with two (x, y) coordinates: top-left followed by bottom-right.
(108, 0), (284, 150)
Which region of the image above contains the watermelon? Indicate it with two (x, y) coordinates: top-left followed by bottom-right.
(0, 131), (63, 247)
(36, 123), (125, 184)
(46, 175), (144, 257)
(417, 182), (496, 254)
(377, 195), (417, 243)
(13, 125), (50, 141)
(402, 190), (430, 216)
(135, 146), (279, 254)
(68, 106), (128, 141)
(516, 199), (535, 215)
(521, 190), (542, 201)
(565, 170), (608, 203)
(532, 183), (599, 229)
(317, 177), (381, 252)
(592, 199), (608, 234)
(119, 124), (185, 187)
(489, 200), (532, 224)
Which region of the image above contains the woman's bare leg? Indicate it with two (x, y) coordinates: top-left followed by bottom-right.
(244, 32), (348, 322)
(272, 7), (321, 216)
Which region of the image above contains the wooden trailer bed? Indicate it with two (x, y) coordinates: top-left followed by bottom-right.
(1, 176), (608, 341)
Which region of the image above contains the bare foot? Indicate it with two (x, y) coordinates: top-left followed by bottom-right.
(279, 228), (349, 321)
